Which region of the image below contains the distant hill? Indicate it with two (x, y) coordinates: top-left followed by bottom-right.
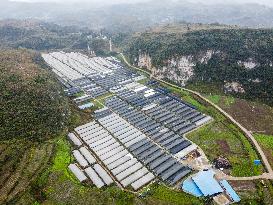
(0, 19), (95, 51)
(126, 23), (273, 105)
(1, 0), (273, 31)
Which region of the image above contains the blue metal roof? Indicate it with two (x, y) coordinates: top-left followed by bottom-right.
(78, 103), (94, 110)
(254, 160), (262, 165)
(182, 178), (204, 197)
(220, 180), (241, 203)
(192, 170), (224, 196)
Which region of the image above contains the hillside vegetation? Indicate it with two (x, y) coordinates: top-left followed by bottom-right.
(0, 20), (112, 54)
(0, 49), (69, 141)
(127, 26), (273, 105)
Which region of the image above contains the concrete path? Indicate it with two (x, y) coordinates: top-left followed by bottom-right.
(216, 170), (273, 181)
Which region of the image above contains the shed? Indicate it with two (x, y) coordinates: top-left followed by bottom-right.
(93, 164), (114, 185)
(220, 180), (241, 203)
(192, 170), (224, 197)
(79, 147), (96, 165)
(68, 133), (82, 147)
(131, 172), (155, 190)
(72, 150), (89, 168)
(78, 102), (94, 110)
(68, 163), (88, 182)
(84, 167), (105, 188)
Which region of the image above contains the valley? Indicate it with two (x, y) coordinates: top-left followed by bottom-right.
(0, 2), (273, 203)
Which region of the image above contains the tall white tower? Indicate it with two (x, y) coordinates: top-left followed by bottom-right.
(109, 38), (113, 52)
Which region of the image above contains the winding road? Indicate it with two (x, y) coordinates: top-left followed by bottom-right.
(119, 53), (273, 180)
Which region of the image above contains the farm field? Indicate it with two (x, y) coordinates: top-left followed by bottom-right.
(187, 83), (273, 135)
(43, 52), (220, 190)
(186, 122), (263, 177)
(1, 135), (271, 205)
(254, 134), (273, 170)
(206, 95), (273, 135)
(10, 137), (206, 205)
(1, 3), (273, 203)
(230, 180), (273, 205)
(0, 139), (54, 204)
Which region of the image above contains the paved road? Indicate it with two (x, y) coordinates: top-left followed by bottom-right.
(216, 171), (273, 181)
(120, 53), (273, 179)
(225, 173), (273, 181)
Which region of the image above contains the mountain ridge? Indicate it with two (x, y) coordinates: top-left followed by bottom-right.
(1, 0), (273, 31)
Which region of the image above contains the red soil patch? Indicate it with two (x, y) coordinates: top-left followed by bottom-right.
(229, 180), (256, 191)
(216, 140), (231, 153)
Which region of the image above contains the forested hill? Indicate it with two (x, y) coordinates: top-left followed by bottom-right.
(0, 20), (94, 51)
(0, 50), (69, 141)
(126, 25), (273, 105)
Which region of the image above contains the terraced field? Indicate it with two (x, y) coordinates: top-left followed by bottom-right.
(0, 140), (54, 204)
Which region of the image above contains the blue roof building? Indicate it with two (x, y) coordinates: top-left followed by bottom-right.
(78, 102), (94, 110)
(182, 169), (241, 204)
(192, 170), (224, 197)
(182, 178), (203, 197)
(220, 180), (241, 203)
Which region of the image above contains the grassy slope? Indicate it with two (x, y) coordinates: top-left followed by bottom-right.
(187, 82), (273, 135)
(254, 134), (273, 170)
(0, 139), (54, 204)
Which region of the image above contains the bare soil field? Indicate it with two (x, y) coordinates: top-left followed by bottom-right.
(221, 98), (273, 135)
(229, 180), (273, 205)
(216, 139), (231, 153)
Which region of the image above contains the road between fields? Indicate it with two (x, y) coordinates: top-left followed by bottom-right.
(119, 53), (273, 179)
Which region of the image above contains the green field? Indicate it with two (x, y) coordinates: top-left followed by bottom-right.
(254, 134), (273, 170)
(187, 122), (263, 177)
(147, 184), (205, 205)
